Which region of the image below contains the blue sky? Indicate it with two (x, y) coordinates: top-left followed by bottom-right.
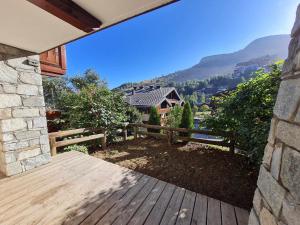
(66, 0), (299, 88)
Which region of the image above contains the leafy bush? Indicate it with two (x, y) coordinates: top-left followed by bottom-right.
(166, 105), (183, 128)
(58, 85), (137, 142)
(200, 104), (210, 112)
(180, 102), (194, 136)
(205, 62), (282, 165)
(148, 106), (161, 133)
(125, 106), (142, 124)
(43, 77), (69, 109)
(63, 144), (88, 154)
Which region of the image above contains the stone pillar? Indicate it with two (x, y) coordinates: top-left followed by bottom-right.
(248, 5), (300, 225)
(0, 44), (51, 176)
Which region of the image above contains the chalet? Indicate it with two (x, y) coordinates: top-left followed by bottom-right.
(125, 86), (184, 122)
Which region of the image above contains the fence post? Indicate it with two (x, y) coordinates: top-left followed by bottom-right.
(133, 126), (138, 139)
(102, 130), (107, 150)
(123, 127), (127, 141)
(49, 136), (57, 156)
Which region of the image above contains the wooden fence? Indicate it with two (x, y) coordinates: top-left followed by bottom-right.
(126, 123), (235, 153)
(48, 124), (235, 155)
(49, 128), (106, 156)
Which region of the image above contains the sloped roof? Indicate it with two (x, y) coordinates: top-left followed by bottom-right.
(125, 87), (178, 107)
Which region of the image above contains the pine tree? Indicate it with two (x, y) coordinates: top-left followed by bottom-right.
(180, 102), (194, 136)
(148, 106), (161, 133)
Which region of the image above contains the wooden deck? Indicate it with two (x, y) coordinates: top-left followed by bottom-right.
(0, 151), (249, 225)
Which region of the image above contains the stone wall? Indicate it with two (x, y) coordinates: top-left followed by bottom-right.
(0, 44), (51, 176)
(248, 5), (300, 225)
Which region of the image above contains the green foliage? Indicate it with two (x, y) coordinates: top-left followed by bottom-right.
(166, 105), (183, 128)
(70, 69), (107, 91)
(63, 144), (88, 154)
(192, 105), (198, 115)
(205, 63), (282, 165)
(148, 107), (161, 133)
(180, 102), (194, 136)
(125, 106), (142, 123)
(200, 104), (210, 112)
(58, 85), (135, 142)
(42, 77), (69, 109)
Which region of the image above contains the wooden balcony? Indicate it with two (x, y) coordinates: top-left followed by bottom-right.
(0, 151), (249, 225)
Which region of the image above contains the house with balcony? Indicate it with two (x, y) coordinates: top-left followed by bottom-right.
(125, 86), (184, 123)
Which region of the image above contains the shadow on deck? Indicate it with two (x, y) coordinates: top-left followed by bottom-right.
(0, 151), (249, 225)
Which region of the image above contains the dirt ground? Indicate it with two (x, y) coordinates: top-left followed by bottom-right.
(92, 137), (258, 209)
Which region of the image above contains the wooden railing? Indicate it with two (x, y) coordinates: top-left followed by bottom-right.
(127, 123), (235, 153)
(49, 128), (106, 156)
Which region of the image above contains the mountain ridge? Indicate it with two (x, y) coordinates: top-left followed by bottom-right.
(116, 34), (290, 90)
(163, 34), (290, 82)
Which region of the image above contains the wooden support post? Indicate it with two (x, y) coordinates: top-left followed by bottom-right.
(123, 128), (127, 141)
(50, 136), (57, 156)
(102, 131), (107, 150)
(133, 126), (138, 140)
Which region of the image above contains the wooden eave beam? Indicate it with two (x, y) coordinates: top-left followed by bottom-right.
(27, 0), (102, 33)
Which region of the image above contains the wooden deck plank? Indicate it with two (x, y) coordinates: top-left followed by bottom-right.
(82, 175), (150, 225)
(37, 156), (139, 225)
(235, 207), (249, 225)
(0, 151), (249, 225)
(95, 175), (151, 225)
(112, 178), (159, 225)
(0, 155), (106, 225)
(175, 190), (196, 225)
(221, 201), (237, 225)
(143, 183), (176, 225)
(0, 151), (80, 188)
(0, 151), (79, 185)
(63, 174), (143, 225)
(207, 197), (221, 225)
(0, 153), (86, 206)
(191, 194), (207, 225)
(160, 187), (186, 225)
(38, 162), (140, 225)
(0, 153), (92, 215)
(121, 180), (166, 225)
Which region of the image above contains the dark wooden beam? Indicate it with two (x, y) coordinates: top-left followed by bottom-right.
(27, 0), (102, 33)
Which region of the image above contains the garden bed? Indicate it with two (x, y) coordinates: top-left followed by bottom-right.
(92, 137), (258, 209)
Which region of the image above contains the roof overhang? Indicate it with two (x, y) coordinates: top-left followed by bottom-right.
(0, 0), (177, 54)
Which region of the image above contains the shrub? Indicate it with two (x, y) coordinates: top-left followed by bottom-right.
(180, 102), (194, 136)
(63, 144), (88, 154)
(205, 62), (282, 165)
(200, 104), (210, 112)
(148, 106), (161, 133)
(166, 105), (183, 128)
(58, 85), (135, 143)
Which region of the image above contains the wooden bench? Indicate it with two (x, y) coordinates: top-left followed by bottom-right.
(49, 128), (106, 156)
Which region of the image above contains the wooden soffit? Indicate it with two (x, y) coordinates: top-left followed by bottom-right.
(0, 0), (178, 54)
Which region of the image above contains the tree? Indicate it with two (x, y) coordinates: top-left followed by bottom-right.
(70, 69), (107, 91)
(166, 105), (183, 128)
(180, 102), (194, 136)
(58, 85), (138, 142)
(148, 107), (161, 133)
(205, 62), (282, 165)
(42, 77), (70, 109)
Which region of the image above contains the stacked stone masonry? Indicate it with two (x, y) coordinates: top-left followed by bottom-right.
(0, 44), (50, 176)
(248, 5), (300, 225)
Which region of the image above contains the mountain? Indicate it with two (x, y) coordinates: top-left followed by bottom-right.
(157, 34), (290, 83)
